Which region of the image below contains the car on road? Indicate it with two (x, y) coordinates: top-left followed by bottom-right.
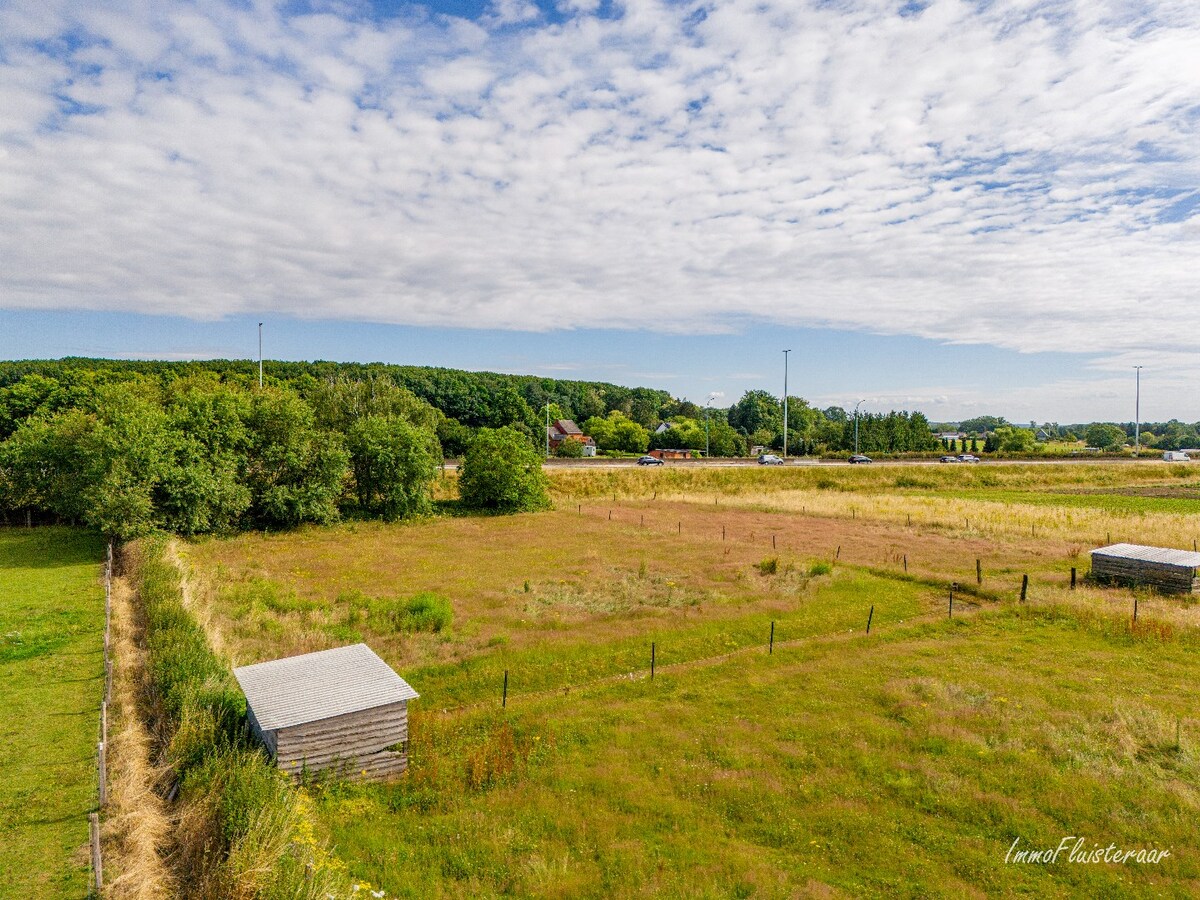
(939, 455), (961, 463)
(758, 454), (784, 465)
(957, 454), (981, 463)
(849, 454), (872, 464)
(636, 455), (664, 466)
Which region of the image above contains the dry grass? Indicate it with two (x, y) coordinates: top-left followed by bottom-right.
(102, 571), (176, 899)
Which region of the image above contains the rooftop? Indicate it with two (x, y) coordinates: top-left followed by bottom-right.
(1091, 543), (1200, 568)
(233, 643), (419, 732)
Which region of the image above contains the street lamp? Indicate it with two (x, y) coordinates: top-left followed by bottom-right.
(854, 399), (866, 455)
(545, 402), (551, 458)
(782, 350), (791, 458)
(258, 322), (263, 389)
(1133, 366), (1143, 454)
(705, 392), (723, 458)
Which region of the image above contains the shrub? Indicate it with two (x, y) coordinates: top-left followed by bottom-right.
(458, 426), (551, 513)
(756, 557), (779, 576)
(809, 561), (833, 576)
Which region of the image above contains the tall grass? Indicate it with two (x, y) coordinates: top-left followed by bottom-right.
(128, 537), (353, 899)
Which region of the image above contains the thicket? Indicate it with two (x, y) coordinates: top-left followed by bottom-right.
(130, 537), (351, 898)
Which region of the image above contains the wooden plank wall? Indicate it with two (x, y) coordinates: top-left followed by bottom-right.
(1091, 556), (1199, 594)
(269, 700), (409, 781)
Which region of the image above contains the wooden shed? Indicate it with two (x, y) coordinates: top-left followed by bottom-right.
(1089, 543), (1200, 594)
(233, 643), (418, 781)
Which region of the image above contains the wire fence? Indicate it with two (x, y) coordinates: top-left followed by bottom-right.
(91, 540), (112, 895)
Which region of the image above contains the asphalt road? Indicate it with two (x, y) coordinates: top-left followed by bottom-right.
(436, 456), (1172, 472)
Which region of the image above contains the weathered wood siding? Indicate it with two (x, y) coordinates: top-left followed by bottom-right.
(1091, 554), (1199, 594)
(267, 700), (409, 782)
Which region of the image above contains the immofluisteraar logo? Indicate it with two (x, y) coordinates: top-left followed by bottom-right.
(1006, 837), (1171, 865)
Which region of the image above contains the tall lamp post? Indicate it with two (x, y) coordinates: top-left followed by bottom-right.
(854, 399), (866, 455)
(1133, 366), (1143, 455)
(257, 322), (263, 389)
(704, 392), (723, 458)
(782, 350), (791, 459)
(545, 403), (551, 458)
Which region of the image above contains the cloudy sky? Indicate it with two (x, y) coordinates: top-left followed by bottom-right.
(2, 0), (1198, 422)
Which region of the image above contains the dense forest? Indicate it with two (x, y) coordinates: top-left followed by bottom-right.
(0, 358), (941, 538)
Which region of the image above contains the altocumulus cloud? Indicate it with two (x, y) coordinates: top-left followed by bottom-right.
(1, 0), (1198, 364)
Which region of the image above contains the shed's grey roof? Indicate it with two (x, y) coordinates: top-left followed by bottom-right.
(233, 643), (418, 732)
(1091, 543), (1200, 568)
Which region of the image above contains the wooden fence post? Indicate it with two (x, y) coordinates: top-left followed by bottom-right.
(97, 741), (106, 808)
(769, 621), (774, 654)
(89, 812), (103, 892)
(866, 605), (874, 634)
(835, 545), (841, 560)
(502, 670), (508, 708)
(903, 554), (907, 572)
(976, 559), (982, 585)
(948, 589), (953, 619)
(651, 642), (656, 680)
(1070, 567), (1077, 589)
(772, 534), (776, 549)
(1133, 597), (1139, 623)
(1020, 574), (1028, 602)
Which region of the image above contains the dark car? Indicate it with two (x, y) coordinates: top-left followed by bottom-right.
(939, 455), (961, 463)
(637, 455), (664, 466)
(849, 454), (872, 464)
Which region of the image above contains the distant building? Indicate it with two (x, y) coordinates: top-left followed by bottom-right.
(649, 448), (693, 460)
(547, 419), (597, 456)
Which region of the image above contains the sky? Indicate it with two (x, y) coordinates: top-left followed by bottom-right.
(1, 0), (1198, 423)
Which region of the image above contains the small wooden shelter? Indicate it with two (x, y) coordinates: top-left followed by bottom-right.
(1089, 543), (1200, 594)
(233, 643), (418, 781)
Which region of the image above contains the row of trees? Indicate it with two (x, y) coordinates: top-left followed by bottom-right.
(0, 369), (556, 539)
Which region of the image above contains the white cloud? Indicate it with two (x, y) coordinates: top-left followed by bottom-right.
(1, 0), (1199, 398)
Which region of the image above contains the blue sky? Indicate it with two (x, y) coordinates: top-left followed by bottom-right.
(1, 0), (1198, 421)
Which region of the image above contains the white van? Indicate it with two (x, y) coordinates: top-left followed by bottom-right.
(1162, 450), (1190, 462)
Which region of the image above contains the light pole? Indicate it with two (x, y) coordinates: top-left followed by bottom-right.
(1133, 366), (1143, 454)
(782, 350), (791, 458)
(705, 392), (722, 458)
(854, 399), (866, 455)
(545, 403), (551, 458)
(257, 322), (263, 389)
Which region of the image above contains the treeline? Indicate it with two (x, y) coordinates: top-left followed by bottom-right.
(0, 358), (676, 448)
(723, 390), (939, 455)
(0, 370), (450, 539)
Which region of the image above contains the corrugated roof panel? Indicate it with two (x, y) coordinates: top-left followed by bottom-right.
(1091, 543), (1200, 568)
(233, 643), (419, 732)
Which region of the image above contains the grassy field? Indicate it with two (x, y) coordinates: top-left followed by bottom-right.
(182, 462), (1200, 897)
(0, 528), (106, 899)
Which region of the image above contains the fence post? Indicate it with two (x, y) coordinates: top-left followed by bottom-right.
(651, 642), (656, 680)
(97, 741), (106, 808)
(502, 670), (508, 708)
(722, 525), (726, 541)
(772, 534), (776, 549)
(1070, 567), (1077, 589)
(769, 621), (774, 654)
(1133, 597), (1138, 623)
(948, 587), (954, 619)
(1020, 574), (1028, 602)
(835, 545), (841, 560)
(866, 605), (874, 634)
(903, 554), (907, 572)
(89, 812), (102, 892)
(101, 701), (107, 746)
(976, 559), (982, 585)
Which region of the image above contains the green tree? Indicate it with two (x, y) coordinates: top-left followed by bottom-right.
(995, 426), (1037, 453)
(1085, 423), (1128, 451)
(243, 389), (349, 527)
(552, 436), (586, 458)
(728, 390), (782, 436)
(458, 426), (550, 513)
(346, 415), (440, 520)
(583, 411), (649, 454)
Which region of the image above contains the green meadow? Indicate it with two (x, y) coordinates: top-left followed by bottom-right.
(180, 463), (1200, 898)
(0, 528), (106, 899)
